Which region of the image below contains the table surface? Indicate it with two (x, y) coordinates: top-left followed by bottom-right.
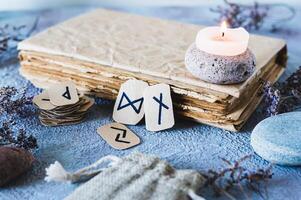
(0, 5), (300, 200)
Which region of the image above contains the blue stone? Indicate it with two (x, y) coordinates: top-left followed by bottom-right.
(251, 112), (301, 166)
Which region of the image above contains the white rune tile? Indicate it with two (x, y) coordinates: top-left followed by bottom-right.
(143, 83), (174, 132)
(113, 79), (149, 125)
(32, 90), (56, 110)
(48, 81), (79, 106)
(97, 122), (141, 150)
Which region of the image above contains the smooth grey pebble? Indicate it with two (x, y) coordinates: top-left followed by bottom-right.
(251, 112), (301, 166)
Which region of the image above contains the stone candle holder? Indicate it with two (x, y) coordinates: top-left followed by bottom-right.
(185, 43), (256, 85)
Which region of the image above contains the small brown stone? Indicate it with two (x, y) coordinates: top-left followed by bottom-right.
(0, 147), (34, 186)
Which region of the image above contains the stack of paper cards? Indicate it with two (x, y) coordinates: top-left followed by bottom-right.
(18, 9), (287, 131)
(33, 82), (94, 126)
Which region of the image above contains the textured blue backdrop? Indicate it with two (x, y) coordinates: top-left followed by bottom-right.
(0, 5), (300, 200)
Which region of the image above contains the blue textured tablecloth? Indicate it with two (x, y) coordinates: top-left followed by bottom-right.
(0, 5), (300, 200)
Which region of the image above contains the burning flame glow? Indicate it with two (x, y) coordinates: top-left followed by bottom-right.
(220, 21), (227, 37)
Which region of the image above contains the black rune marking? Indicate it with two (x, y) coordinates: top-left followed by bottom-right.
(111, 126), (131, 144)
(62, 86), (71, 100)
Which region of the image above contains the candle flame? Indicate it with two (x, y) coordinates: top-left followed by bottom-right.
(220, 21), (227, 37)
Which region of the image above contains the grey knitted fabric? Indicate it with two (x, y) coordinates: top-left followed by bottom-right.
(64, 152), (205, 200)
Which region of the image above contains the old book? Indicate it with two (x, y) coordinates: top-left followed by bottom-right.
(19, 56), (283, 131)
(18, 9), (287, 131)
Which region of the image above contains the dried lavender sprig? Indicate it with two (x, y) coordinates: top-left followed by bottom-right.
(0, 86), (33, 118)
(262, 83), (281, 116)
(261, 66), (301, 117)
(210, 0), (268, 30)
(0, 120), (38, 150)
(0, 17), (38, 55)
(211, 0), (295, 32)
(201, 155), (273, 199)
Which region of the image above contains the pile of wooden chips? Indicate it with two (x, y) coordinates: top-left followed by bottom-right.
(33, 82), (94, 126)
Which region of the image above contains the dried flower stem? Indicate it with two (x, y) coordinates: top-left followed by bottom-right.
(0, 120), (38, 150)
(0, 17), (38, 55)
(262, 66), (301, 117)
(0, 86), (38, 151)
(211, 0), (295, 32)
(201, 155), (273, 199)
(0, 86), (33, 118)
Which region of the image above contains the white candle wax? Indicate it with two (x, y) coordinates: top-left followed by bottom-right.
(195, 25), (249, 56)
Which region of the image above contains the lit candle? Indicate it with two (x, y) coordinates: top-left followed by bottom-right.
(195, 22), (249, 56)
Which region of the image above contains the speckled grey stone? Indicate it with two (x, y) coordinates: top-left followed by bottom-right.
(185, 43), (256, 84)
(251, 112), (301, 166)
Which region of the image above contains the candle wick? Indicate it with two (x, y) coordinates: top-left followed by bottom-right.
(222, 32), (225, 37)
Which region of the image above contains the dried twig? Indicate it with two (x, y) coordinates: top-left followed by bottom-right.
(0, 86), (33, 118)
(201, 155), (273, 199)
(0, 86), (38, 151)
(0, 120), (38, 151)
(211, 0), (295, 32)
(0, 17), (38, 55)
(0, 19), (39, 153)
(261, 66), (301, 117)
